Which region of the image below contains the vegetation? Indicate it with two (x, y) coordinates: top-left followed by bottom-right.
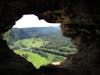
(7, 26), (77, 68)
(14, 50), (50, 69)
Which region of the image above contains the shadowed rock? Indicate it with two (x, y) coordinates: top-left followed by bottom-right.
(0, 0), (100, 75)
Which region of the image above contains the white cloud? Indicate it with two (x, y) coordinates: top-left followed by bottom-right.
(13, 14), (60, 28)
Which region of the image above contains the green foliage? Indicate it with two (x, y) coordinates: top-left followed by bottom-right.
(14, 50), (50, 69)
(2, 32), (8, 41)
(7, 27), (61, 44)
(12, 37), (76, 63)
(7, 26), (77, 66)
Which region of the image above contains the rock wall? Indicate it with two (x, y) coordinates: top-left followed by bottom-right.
(0, 0), (100, 75)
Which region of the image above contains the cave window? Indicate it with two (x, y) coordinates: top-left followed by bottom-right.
(6, 14), (77, 69)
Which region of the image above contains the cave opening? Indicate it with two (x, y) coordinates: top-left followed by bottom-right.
(4, 14), (77, 69)
(0, 0), (100, 75)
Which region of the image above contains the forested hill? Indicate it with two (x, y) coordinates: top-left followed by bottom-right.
(7, 26), (63, 44)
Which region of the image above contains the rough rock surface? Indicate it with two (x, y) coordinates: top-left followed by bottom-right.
(0, 0), (100, 75)
(0, 39), (40, 75)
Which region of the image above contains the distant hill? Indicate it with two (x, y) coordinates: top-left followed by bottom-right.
(7, 26), (64, 44)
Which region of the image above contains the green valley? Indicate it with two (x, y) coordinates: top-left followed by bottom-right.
(14, 50), (50, 69)
(6, 26), (77, 68)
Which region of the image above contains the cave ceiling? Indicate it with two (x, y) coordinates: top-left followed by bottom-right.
(0, 0), (100, 36)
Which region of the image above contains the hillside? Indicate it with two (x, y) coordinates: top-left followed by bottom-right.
(7, 26), (61, 44)
(7, 26), (77, 68)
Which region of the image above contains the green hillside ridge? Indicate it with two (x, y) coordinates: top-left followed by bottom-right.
(7, 27), (61, 44)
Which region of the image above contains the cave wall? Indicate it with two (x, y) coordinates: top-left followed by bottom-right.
(0, 0), (100, 75)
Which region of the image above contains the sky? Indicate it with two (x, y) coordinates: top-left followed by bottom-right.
(13, 14), (60, 28)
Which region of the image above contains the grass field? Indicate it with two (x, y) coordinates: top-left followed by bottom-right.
(15, 38), (49, 48)
(14, 50), (51, 69)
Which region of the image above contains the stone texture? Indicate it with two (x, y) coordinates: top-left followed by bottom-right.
(0, 39), (40, 75)
(0, 0), (100, 75)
